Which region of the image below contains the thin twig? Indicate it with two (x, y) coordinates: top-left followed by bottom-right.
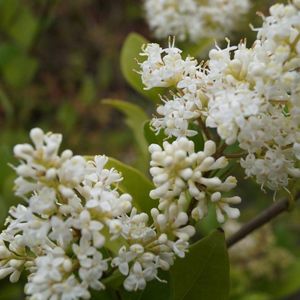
(225, 152), (247, 159)
(214, 142), (227, 158)
(226, 194), (299, 248)
(197, 117), (212, 141)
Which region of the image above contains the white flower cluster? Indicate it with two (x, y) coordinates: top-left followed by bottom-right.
(206, 1), (300, 190)
(143, 0), (250, 42)
(0, 128), (194, 299)
(140, 42), (206, 138)
(149, 137), (241, 223)
(140, 0), (300, 191)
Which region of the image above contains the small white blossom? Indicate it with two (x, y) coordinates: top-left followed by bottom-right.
(139, 42), (198, 90)
(151, 93), (201, 138)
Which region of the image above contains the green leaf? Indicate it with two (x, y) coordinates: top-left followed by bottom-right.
(138, 271), (171, 300)
(79, 75), (97, 105)
(8, 7), (38, 50)
(103, 99), (149, 171)
(144, 121), (204, 153)
(0, 88), (14, 119)
(239, 294), (269, 300)
(119, 271), (170, 300)
(143, 120), (168, 147)
(0, 281), (23, 300)
(180, 38), (214, 58)
(56, 102), (78, 133)
(102, 270), (124, 290)
(90, 288), (119, 300)
(0, 43), (19, 69)
(0, 0), (20, 29)
(188, 123), (205, 152)
(1, 52), (38, 88)
(120, 32), (163, 103)
(197, 205), (219, 235)
(106, 157), (154, 214)
(170, 230), (230, 300)
(0, 43), (39, 88)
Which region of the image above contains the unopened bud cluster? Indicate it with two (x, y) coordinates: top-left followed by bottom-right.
(149, 138), (241, 223)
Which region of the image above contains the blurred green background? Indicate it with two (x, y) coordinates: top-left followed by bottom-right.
(0, 0), (299, 299)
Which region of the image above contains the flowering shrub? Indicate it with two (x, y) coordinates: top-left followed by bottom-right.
(0, 0), (300, 299)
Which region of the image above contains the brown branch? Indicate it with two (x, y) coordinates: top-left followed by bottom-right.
(214, 142), (227, 158)
(225, 152), (247, 159)
(226, 193), (299, 248)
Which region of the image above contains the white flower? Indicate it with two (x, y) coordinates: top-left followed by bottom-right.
(206, 85), (263, 145)
(58, 155), (87, 187)
(2, 128), (200, 296)
(139, 42), (198, 90)
(123, 262), (147, 291)
(1, 126), (239, 295)
(49, 216), (73, 249)
(29, 187), (57, 216)
(241, 149), (300, 190)
(151, 93), (201, 138)
(73, 238), (108, 291)
(143, 0), (250, 42)
(202, 1), (300, 190)
(71, 210), (105, 248)
(119, 208), (156, 243)
(25, 247), (88, 300)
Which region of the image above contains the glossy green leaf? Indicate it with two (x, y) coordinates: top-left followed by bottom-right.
(143, 120), (168, 147)
(103, 99), (149, 171)
(180, 38), (214, 58)
(144, 121), (205, 152)
(197, 205), (219, 235)
(188, 123), (205, 152)
(106, 157), (154, 214)
(170, 230), (230, 300)
(119, 271), (170, 300)
(90, 288), (119, 300)
(120, 32), (162, 103)
(138, 271), (171, 300)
